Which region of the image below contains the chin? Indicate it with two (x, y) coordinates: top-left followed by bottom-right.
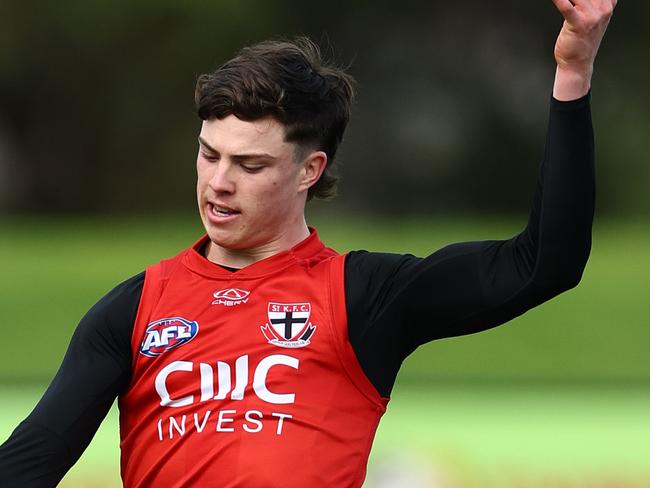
(205, 226), (249, 251)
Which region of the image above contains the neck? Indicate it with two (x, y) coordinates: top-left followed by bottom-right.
(204, 220), (311, 269)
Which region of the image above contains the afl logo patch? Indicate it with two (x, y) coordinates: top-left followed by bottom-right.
(140, 317), (199, 357)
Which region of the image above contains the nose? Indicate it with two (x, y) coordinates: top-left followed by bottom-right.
(208, 160), (235, 194)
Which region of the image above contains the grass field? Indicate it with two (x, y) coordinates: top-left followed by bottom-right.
(1, 214), (649, 486)
(1, 213), (648, 382)
(2, 384), (649, 487)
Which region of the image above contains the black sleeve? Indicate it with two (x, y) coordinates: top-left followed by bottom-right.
(345, 93), (595, 397)
(0, 272), (144, 488)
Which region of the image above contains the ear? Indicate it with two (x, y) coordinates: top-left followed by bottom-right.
(297, 150), (328, 193)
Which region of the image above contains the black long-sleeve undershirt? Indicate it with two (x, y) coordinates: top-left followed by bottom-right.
(0, 94), (594, 486)
(346, 94), (594, 394)
(0, 273), (143, 486)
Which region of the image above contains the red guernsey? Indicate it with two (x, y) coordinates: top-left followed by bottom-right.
(119, 230), (388, 488)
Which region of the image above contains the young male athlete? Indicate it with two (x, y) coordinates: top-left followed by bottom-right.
(0, 1), (616, 486)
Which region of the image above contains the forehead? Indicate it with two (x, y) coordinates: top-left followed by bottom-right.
(199, 115), (291, 155)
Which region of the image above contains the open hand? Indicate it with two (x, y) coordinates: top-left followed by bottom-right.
(551, 0), (617, 100)
(552, 0), (616, 71)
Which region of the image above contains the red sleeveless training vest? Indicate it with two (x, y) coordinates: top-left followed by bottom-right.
(119, 229), (388, 487)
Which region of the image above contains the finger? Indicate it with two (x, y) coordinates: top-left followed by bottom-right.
(594, 0), (617, 9)
(564, 0), (598, 16)
(583, 0), (615, 23)
(598, 0), (617, 16)
(578, 0), (615, 16)
(551, 0), (581, 23)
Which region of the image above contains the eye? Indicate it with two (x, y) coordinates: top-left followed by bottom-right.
(241, 164), (265, 173)
(201, 151), (218, 162)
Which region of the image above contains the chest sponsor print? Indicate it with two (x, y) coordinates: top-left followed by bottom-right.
(260, 302), (316, 349)
(140, 317), (199, 357)
(212, 288), (251, 306)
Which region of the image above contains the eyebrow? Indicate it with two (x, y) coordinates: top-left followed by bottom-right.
(198, 136), (278, 161)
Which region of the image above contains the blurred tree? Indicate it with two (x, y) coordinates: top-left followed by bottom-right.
(0, 0), (647, 216)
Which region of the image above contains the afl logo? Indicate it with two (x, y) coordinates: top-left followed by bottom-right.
(212, 288), (251, 306)
(140, 317), (199, 357)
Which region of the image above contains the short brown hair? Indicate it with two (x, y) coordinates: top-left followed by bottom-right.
(194, 37), (355, 200)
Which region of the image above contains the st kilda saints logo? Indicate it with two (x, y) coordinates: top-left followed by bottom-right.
(260, 302), (316, 348)
(140, 317), (199, 357)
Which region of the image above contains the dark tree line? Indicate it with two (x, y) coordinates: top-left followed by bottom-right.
(0, 1), (647, 216)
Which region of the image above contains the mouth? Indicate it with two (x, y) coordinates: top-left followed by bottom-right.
(212, 203), (239, 216)
(206, 202), (240, 223)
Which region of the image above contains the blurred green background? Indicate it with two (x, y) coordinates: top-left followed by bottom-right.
(1, 216), (649, 487)
(1, 0), (649, 486)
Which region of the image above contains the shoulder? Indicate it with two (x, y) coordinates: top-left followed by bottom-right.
(89, 272), (145, 318)
(343, 251), (423, 318)
(345, 250), (422, 281)
(73, 272), (145, 348)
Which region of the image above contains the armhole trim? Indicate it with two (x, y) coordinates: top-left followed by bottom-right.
(129, 263), (162, 368)
(327, 254), (389, 410)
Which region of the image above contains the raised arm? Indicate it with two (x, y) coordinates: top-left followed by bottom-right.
(345, 0), (616, 397)
(0, 273), (142, 487)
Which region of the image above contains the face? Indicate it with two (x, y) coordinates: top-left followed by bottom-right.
(196, 115), (324, 259)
